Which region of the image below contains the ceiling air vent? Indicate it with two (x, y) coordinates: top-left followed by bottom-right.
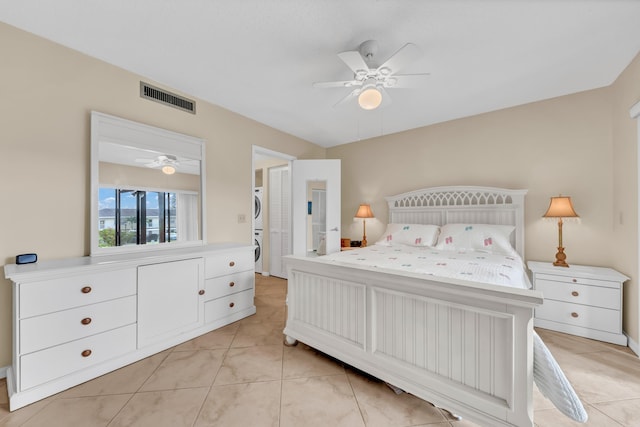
(140, 82), (196, 114)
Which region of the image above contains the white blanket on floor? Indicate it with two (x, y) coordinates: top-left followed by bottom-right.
(533, 332), (588, 423)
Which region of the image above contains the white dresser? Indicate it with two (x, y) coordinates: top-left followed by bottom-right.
(4, 243), (255, 411)
(527, 261), (628, 346)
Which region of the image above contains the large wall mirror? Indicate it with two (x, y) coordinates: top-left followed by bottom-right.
(90, 111), (206, 256)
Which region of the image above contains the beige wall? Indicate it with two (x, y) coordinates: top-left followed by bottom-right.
(0, 23), (325, 368)
(329, 76), (640, 344)
(611, 53), (640, 343)
(329, 88), (614, 263)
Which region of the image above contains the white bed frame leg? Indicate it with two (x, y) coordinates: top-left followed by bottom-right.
(284, 335), (298, 347)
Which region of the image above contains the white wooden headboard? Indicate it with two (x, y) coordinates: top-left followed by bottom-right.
(385, 186), (528, 258)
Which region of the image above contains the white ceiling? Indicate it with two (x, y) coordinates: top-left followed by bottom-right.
(2, 1), (640, 148)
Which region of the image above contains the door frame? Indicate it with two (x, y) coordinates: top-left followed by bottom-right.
(252, 146), (296, 277)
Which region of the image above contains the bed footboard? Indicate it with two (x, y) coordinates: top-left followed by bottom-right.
(284, 256), (543, 427)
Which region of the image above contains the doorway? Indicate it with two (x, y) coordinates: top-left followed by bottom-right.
(252, 146), (295, 278)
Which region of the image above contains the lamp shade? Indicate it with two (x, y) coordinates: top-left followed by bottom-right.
(543, 196), (579, 218)
(355, 204), (374, 219)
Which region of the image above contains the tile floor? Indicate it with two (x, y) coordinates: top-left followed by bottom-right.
(1, 274), (640, 426)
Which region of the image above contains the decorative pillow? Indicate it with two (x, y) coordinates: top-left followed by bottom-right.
(375, 223), (440, 247)
(434, 223), (516, 255)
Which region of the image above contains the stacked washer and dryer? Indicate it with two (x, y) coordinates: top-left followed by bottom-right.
(254, 187), (263, 273)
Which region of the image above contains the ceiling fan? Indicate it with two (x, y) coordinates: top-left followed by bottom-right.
(313, 40), (430, 110)
(136, 154), (179, 175)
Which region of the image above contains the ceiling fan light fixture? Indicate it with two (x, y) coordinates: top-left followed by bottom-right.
(162, 164), (176, 175)
(358, 79), (382, 110)
(358, 87), (382, 110)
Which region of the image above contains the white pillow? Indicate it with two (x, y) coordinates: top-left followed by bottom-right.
(375, 223), (440, 247)
(434, 223), (516, 255)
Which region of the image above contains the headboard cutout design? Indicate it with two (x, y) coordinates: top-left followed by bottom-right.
(385, 186), (528, 257)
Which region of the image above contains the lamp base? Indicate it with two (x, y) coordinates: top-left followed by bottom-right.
(361, 219), (368, 247)
(553, 247), (569, 267)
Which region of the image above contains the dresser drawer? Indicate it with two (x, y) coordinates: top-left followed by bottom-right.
(204, 289), (254, 323)
(535, 279), (620, 310)
(535, 299), (620, 334)
(20, 296), (137, 355)
(204, 270), (254, 301)
(19, 269), (137, 318)
(204, 250), (253, 278)
(19, 324), (137, 391)
(535, 272), (621, 289)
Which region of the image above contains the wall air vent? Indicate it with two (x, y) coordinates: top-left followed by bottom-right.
(140, 82), (196, 114)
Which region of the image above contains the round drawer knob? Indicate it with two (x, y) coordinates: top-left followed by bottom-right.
(198, 290), (205, 295)
(229, 281), (235, 287)
(81, 349), (92, 357)
(571, 312), (579, 318)
(81, 286), (92, 294)
(572, 278), (577, 283)
(81, 317), (92, 325)
(229, 261), (235, 267)
(229, 302), (235, 308)
(571, 291), (579, 297)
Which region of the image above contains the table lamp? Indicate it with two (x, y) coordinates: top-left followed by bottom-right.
(543, 196), (579, 267)
(355, 204), (374, 247)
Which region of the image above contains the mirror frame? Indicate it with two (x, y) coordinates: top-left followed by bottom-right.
(90, 111), (206, 256)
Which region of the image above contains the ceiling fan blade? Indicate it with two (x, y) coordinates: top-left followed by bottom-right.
(384, 73), (430, 88)
(379, 86), (392, 108)
(313, 80), (360, 89)
(377, 43), (421, 75)
(333, 88), (361, 108)
(337, 50), (369, 74)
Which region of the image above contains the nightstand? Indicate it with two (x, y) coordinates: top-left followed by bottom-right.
(528, 261), (629, 345)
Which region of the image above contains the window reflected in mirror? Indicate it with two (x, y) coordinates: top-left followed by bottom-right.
(98, 188), (195, 247)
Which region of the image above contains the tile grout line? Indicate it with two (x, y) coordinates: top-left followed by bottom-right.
(344, 370), (368, 426)
(279, 338), (285, 427)
(189, 343), (232, 427)
(106, 347), (174, 426)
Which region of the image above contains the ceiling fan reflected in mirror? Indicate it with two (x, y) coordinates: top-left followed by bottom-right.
(313, 40), (430, 110)
(135, 154), (179, 175)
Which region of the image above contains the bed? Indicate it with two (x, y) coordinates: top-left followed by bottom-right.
(283, 186), (585, 427)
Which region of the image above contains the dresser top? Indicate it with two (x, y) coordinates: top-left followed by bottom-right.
(527, 261), (629, 282)
(4, 242), (253, 282)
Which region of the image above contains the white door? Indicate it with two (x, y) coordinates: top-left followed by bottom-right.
(269, 165), (290, 278)
(292, 159), (341, 257)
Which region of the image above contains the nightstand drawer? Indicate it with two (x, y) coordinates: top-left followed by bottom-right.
(535, 272), (620, 289)
(536, 299), (620, 334)
(535, 279), (620, 310)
